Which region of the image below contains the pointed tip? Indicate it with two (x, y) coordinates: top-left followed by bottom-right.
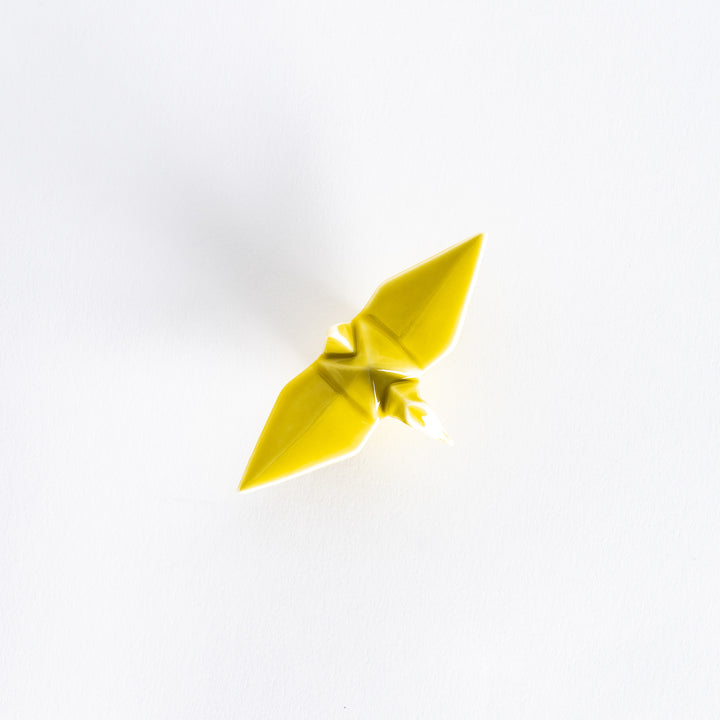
(238, 464), (267, 492)
(238, 476), (266, 493)
(461, 233), (483, 259)
(238, 459), (304, 492)
(432, 233), (483, 274)
(238, 468), (269, 493)
(427, 233), (483, 263)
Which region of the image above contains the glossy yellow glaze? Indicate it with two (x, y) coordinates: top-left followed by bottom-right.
(239, 234), (484, 491)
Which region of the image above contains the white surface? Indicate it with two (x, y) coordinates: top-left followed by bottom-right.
(2, 1), (720, 717)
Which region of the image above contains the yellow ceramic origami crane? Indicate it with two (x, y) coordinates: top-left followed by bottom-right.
(240, 234), (484, 491)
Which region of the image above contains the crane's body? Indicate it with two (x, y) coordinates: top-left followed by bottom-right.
(240, 234), (484, 491)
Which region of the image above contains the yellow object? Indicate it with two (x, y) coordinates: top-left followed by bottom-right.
(239, 234), (484, 491)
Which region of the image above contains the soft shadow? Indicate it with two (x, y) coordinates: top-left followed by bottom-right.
(148, 146), (354, 360)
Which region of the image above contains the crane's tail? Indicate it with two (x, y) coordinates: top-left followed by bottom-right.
(381, 379), (452, 445)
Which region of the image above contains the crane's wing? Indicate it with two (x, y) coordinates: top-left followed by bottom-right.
(358, 235), (482, 370)
(239, 362), (377, 491)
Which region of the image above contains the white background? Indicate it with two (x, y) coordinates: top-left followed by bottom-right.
(2, 1), (720, 717)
